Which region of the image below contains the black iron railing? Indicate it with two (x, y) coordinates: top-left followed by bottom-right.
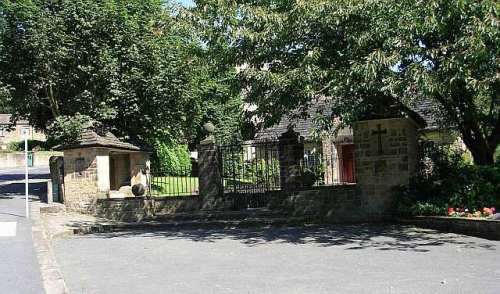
(148, 166), (199, 197)
(218, 140), (356, 195)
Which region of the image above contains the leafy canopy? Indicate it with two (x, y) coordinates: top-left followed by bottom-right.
(0, 0), (234, 145)
(194, 0), (499, 164)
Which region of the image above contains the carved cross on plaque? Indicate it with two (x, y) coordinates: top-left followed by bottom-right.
(371, 124), (387, 154)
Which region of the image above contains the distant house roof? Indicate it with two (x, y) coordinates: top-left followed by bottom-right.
(54, 129), (151, 152)
(254, 102), (331, 141)
(254, 99), (438, 141)
(0, 114), (29, 125)
(410, 100), (439, 131)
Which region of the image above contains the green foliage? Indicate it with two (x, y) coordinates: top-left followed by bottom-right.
(397, 142), (500, 216)
(447, 165), (500, 210)
(400, 201), (447, 217)
(7, 140), (48, 151)
(45, 114), (93, 146)
(153, 143), (192, 176)
(243, 158), (280, 184)
(194, 0), (499, 164)
(0, 0), (240, 145)
(0, 82), (12, 113)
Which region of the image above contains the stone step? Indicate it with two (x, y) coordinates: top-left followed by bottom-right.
(72, 215), (316, 235)
(148, 208), (293, 222)
(39, 203), (66, 214)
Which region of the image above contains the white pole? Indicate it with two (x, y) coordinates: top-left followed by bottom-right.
(25, 136), (29, 219)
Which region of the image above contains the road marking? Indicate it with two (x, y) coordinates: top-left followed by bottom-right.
(0, 222), (17, 237)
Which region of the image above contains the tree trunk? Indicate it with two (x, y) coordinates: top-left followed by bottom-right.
(468, 146), (495, 165)
(460, 127), (496, 165)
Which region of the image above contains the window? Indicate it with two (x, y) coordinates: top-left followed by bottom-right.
(0, 127), (4, 137)
(75, 158), (86, 176)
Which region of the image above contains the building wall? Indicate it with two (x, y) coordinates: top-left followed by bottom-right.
(354, 118), (418, 219)
(322, 137), (339, 184)
(421, 129), (457, 145)
(63, 148), (151, 212)
(0, 123), (46, 150)
(63, 148), (103, 212)
(130, 152), (149, 187)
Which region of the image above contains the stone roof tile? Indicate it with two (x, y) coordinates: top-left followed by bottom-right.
(254, 99), (438, 140)
(54, 129), (150, 152)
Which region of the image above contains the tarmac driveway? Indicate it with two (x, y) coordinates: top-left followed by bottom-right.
(53, 224), (500, 294)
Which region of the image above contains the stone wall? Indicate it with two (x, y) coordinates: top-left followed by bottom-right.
(268, 185), (365, 222)
(63, 148), (105, 212)
(354, 118), (418, 220)
(402, 216), (500, 241)
(93, 196), (202, 221)
(198, 136), (222, 209)
(0, 151), (62, 168)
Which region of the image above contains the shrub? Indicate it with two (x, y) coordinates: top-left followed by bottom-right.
(411, 202), (447, 216)
(395, 185), (448, 216)
(447, 164), (500, 210)
(397, 141), (499, 216)
(153, 142), (192, 176)
(244, 158), (280, 184)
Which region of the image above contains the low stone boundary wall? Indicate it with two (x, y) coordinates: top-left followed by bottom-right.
(268, 185), (373, 223)
(401, 216), (500, 241)
(74, 186), (373, 223)
(0, 151), (62, 168)
(93, 196), (202, 221)
(70, 185), (393, 223)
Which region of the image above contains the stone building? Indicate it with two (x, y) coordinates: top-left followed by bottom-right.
(55, 129), (151, 211)
(0, 114), (46, 150)
(251, 99), (447, 186)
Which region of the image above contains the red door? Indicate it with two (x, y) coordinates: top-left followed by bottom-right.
(341, 145), (356, 183)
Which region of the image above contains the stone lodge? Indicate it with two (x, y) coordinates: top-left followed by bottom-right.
(54, 129), (151, 211)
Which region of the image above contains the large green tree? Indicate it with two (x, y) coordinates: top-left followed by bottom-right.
(0, 0), (213, 144)
(187, 3), (244, 144)
(194, 0), (499, 164)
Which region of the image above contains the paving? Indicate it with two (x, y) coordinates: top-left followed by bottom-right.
(0, 166), (49, 294)
(53, 223), (500, 294)
(3, 166), (498, 294)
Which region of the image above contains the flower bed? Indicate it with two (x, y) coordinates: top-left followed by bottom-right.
(447, 207), (496, 219)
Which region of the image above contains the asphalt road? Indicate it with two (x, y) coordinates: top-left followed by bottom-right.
(54, 224), (500, 294)
(0, 166), (49, 294)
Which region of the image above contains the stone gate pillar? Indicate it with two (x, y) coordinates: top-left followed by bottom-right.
(353, 118), (419, 220)
(278, 128), (304, 190)
(198, 124), (222, 209)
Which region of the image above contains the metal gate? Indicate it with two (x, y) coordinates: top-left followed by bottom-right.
(218, 141), (280, 209)
(218, 139), (356, 209)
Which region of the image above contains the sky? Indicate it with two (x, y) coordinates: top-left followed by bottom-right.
(178, 0), (195, 7)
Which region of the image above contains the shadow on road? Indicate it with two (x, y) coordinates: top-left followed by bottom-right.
(0, 173), (50, 182)
(0, 182), (47, 200)
(71, 223), (498, 252)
